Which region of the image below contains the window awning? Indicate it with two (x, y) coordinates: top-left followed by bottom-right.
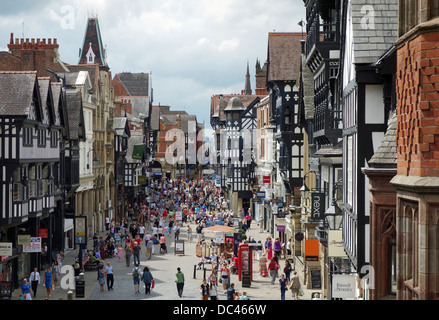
(132, 144), (145, 160)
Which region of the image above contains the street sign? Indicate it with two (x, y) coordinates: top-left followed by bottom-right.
(75, 216), (87, 245)
(263, 176), (271, 183)
(256, 191), (266, 199)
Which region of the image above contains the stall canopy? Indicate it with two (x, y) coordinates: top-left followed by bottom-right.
(203, 225), (236, 233)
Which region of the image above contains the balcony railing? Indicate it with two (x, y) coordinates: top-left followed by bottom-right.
(305, 0), (340, 59)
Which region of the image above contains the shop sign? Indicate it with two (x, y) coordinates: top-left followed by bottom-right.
(256, 191), (265, 199)
(305, 239), (319, 262)
(17, 234), (30, 246)
(263, 176), (271, 183)
(332, 274), (356, 299)
(277, 225), (286, 232)
(23, 237), (41, 253)
(311, 192), (325, 220)
(0, 243), (12, 256)
(328, 230), (346, 257)
(38, 228), (49, 239)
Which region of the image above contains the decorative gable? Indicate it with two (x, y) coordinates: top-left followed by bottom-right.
(86, 43), (96, 64)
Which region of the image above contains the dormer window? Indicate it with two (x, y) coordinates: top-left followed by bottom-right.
(86, 43), (96, 64)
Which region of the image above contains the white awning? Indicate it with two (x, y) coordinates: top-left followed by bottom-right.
(64, 218), (74, 232)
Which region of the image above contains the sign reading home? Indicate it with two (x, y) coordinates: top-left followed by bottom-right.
(311, 192), (325, 220)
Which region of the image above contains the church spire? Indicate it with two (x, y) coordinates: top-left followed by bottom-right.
(244, 60), (252, 95)
(78, 16), (107, 67)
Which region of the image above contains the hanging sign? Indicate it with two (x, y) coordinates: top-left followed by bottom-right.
(0, 243), (12, 256)
(23, 237), (41, 253)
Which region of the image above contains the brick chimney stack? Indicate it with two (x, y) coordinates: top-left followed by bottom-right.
(2, 33), (67, 79)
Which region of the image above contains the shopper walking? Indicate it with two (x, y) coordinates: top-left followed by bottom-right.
(220, 263), (230, 294)
(29, 267), (40, 298)
(21, 278), (32, 300)
(289, 271), (301, 300)
(200, 279), (210, 300)
(146, 237), (153, 259)
(98, 265), (105, 292)
(132, 263), (141, 293)
(186, 225), (193, 243)
(141, 266), (154, 295)
(284, 260), (292, 283)
(209, 280), (218, 300)
(44, 267), (53, 298)
(175, 267), (185, 297)
(132, 241), (141, 265)
(125, 240), (132, 267)
(279, 274), (288, 300)
(259, 253), (269, 277)
(268, 258), (279, 284)
(105, 261), (114, 290)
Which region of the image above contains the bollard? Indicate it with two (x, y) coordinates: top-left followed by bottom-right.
(67, 290), (74, 300)
(203, 267), (206, 280)
(194, 265), (197, 279)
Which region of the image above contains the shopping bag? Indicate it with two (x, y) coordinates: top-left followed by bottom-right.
(298, 288), (304, 297)
(151, 280), (155, 290)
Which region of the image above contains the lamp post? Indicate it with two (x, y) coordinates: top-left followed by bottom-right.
(325, 178), (343, 300)
(324, 179), (343, 230)
(87, 149), (99, 169)
(300, 170), (316, 210)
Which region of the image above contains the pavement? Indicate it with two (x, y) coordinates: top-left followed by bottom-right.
(10, 216), (321, 301)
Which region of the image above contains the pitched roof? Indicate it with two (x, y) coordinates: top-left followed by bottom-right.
(113, 117), (130, 137)
(66, 64), (99, 91)
(78, 17), (107, 67)
(65, 90), (85, 140)
(267, 33), (303, 82)
(0, 71), (40, 117)
(150, 106), (161, 131)
(368, 112), (397, 168)
(115, 72), (150, 97)
(126, 135), (145, 163)
(51, 82), (63, 126)
(211, 94), (265, 122)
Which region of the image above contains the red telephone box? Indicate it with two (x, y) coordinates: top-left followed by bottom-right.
(238, 243), (253, 283)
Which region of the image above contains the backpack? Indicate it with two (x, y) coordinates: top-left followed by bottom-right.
(133, 267), (140, 279)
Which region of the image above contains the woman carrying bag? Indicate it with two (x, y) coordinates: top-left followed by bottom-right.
(289, 271), (301, 300)
(141, 266), (154, 295)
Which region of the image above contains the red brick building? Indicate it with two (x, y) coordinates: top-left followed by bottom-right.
(0, 33), (69, 80)
(390, 2), (439, 300)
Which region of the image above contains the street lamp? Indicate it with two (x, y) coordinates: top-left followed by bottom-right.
(324, 179), (343, 230)
(300, 170), (316, 199)
(87, 149), (99, 169)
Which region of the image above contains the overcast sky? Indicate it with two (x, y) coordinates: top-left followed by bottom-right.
(0, 0), (305, 131)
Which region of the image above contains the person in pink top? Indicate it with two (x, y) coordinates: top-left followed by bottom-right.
(160, 234), (167, 253)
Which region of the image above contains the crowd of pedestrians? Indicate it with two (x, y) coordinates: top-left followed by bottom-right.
(19, 177), (307, 300)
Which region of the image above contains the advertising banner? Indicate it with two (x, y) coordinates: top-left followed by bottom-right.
(23, 237), (41, 253)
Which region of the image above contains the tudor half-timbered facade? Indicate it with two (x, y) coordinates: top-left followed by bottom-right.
(0, 71), (65, 286)
(339, 0), (399, 298)
(221, 96), (260, 215)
